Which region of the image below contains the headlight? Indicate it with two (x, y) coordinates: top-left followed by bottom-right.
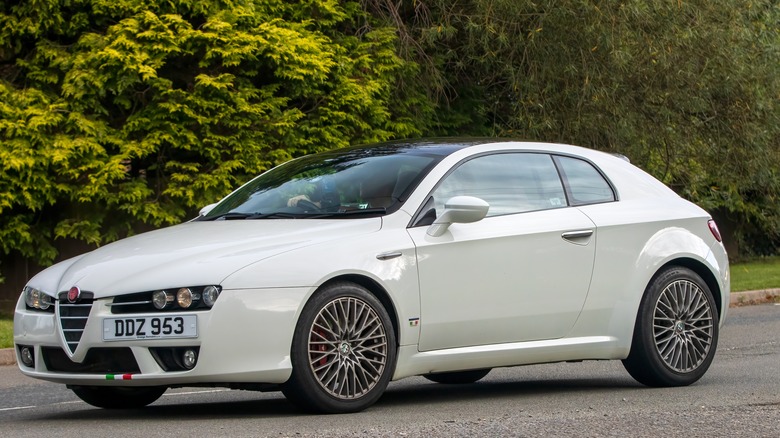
(23, 286), (54, 311)
(152, 290), (173, 310)
(202, 285), (220, 308)
(176, 288), (196, 309)
(111, 285), (223, 314)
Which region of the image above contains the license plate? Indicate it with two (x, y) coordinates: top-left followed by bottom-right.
(103, 315), (197, 341)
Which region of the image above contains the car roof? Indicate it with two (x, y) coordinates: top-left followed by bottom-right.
(342, 138), (625, 159)
(339, 138), (510, 157)
(325, 138), (680, 201)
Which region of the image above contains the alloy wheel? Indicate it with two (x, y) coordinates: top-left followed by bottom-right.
(307, 296), (388, 399)
(652, 279), (714, 373)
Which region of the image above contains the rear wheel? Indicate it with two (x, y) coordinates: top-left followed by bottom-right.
(70, 386), (166, 409)
(623, 266), (719, 387)
(282, 282), (397, 413)
(424, 369), (491, 384)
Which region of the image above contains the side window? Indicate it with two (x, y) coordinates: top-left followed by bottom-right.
(430, 153), (567, 217)
(555, 156), (615, 205)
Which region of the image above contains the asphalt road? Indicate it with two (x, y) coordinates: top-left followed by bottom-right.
(1, 304), (778, 437)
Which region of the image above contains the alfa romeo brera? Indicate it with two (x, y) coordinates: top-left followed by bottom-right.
(14, 139), (729, 413)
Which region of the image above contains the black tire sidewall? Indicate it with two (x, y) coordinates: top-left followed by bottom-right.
(632, 266), (719, 386)
(284, 282), (397, 413)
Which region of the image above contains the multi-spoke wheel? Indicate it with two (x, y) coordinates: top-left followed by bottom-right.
(623, 266), (719, 387)
(282, 282), (397, 413)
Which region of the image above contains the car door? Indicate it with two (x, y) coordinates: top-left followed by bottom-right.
(408, 152), (598, 351)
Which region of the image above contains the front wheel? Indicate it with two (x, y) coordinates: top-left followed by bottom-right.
(622, 266), (719, 387)
(70, 386), (167, 409)
(282, 282), (397, 413)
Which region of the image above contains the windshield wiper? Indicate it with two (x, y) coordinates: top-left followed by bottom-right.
(200, 212), (254, 221)
(247, 212), (303, 219)
(202, 208), (387, 221)
(306, 208), (387, 219)
(202, 212), (302, 221)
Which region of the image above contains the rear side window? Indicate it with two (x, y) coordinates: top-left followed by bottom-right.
(430, 153), (567, 217)
(554, 156), (616, 205)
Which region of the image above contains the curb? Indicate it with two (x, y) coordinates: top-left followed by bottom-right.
(1, 290), (778, 367)
(729, 288), (780, 307)
(0, 348), (14, 366)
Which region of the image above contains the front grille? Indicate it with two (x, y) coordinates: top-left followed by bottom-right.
(109, 292), (155, 314)
(42, 347), (140, 373)
(57, 291), (95, 354)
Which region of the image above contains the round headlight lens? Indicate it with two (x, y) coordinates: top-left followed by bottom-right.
(24, 287), (35, 308)
(176, 288), (193, 308)
(152, 290), (171, 310)
(202, 286), (220, 308)
(38, 293), (52, 310)
(23, 287), (51, 310)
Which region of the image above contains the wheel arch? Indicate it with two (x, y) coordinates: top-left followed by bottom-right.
(657, 257), (723, 319)
(318, 274), (401, 346)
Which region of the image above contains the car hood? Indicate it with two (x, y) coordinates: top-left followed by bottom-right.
(41, 219), (382, 298)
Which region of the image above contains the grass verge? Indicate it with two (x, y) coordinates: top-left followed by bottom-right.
(0, 317), (12, 349)
(730, 256), (780, 292)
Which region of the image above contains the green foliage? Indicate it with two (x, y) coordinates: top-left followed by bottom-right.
(0, 0), (434, 273)
(1, 0), (779, 279)
(384, 0), (780, 256)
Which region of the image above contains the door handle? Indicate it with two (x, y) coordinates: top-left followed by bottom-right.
(561, 230), (594, 239)
(376, 251), (403, 261)
(561, 230), (594, 245)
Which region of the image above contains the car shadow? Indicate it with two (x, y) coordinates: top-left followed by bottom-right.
(31, 374), (646, 421)
(378, 375), (644, 408)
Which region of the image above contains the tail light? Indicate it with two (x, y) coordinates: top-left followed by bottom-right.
(708, 219), (722, 242)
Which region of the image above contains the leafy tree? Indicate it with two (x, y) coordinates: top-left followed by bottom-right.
(2, 0), (779, 288)
(0, 0), (434, 276)
(377, 0), (780, 256)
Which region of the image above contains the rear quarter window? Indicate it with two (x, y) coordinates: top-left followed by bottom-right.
(554, 156), (616, 205)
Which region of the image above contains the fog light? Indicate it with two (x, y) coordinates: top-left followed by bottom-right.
(19, 346), (34, 367)
(152, 290), (172, 310)
(182, 349), (197, 369)
(202, 286), (220, 308)
(176, 288), (193, 308)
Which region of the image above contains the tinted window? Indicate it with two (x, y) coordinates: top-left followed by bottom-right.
(555, 156), (615, 205)
(431, 153), (567, 217)
(202, 148), (439, 219)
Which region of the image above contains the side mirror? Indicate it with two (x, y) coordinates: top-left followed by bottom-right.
(199, 203), (218, 217)
(426, 196), (489, 237)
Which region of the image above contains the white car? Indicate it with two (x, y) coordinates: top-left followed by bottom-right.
(14, 139), (729, 413)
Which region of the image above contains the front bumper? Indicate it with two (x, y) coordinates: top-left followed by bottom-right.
(13, 287), (307, 387)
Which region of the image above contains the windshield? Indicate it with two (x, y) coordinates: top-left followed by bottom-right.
(200, 146), (440, 220)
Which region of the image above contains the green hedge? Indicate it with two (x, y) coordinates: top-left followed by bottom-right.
(2, 1), (779, 281)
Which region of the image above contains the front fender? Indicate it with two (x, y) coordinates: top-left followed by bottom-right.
(220, 224), (421, 347)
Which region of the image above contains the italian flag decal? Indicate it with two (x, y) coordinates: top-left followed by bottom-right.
(105, 374), (134, 380)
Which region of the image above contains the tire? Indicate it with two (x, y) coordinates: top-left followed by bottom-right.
(424, 369), (491, 384)
(622, 266), (719, 387)
(282, 282), (397, 413)
(70, 386), (167, 409)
